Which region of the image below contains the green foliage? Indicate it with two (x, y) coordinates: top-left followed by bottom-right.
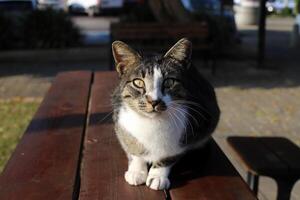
(0, 99), (40, 172)
(0, 9), (82, 50)
(296, 0), (300, 14)
(279, 7), (294, 17)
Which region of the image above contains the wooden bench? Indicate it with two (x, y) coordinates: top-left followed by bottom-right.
(228, 136), (300, 200)
(110, 22), (218, 74)
(0, 71), (256, 200)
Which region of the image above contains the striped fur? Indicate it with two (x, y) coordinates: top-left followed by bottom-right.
(111, 38), (220, 190)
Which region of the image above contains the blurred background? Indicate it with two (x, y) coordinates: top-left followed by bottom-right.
(0, 0), (300, 199)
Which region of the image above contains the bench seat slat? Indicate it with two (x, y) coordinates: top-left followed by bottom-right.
(79, 72), (166, 200)
(228, 137), (300, 177)
(260, 137), (300, 176)
(228, 137), (289, 177)
(0, 71), (92, 200)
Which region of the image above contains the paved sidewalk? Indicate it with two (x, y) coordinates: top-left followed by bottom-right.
(213, 17), (300, 200)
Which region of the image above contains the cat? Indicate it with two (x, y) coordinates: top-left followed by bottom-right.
(111, 38), (220, 190)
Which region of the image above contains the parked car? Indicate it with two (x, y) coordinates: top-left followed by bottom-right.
(0, 0), (37, 12)
(234, 0), (295, 14)
(37, 0), (65, 10)
(67, 0), (124, 16)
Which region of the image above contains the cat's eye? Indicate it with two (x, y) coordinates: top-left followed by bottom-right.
(163, 78), (175, 88)
(133, 79), (145, 88)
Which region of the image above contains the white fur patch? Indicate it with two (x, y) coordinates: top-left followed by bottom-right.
(118, 103), (188, 162)
(146, 67), (163, 101)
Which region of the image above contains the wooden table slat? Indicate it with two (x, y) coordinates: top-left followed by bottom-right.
(79, 71), (166, 200)
(169, 140), (257, 200)
(0, 71), (92, 200)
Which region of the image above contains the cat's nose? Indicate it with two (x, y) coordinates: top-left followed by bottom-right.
(150, 100), (161, 108)
(146, 95), (161, 108)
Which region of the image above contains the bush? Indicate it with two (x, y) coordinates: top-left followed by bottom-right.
(0, 13), (23, 50)
(22, 9), (82, 49)
(0, 9), (82, 50)
(279, 7), (294, 17)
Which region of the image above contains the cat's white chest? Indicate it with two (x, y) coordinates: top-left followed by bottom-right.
(118, 105), (188, 162)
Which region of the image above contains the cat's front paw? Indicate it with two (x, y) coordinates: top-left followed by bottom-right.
(125, 170), (147, 186)
(146, 175), (170, 190)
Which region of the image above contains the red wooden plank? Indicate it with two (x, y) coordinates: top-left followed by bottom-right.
(79, 71), (166, 200)
(170, 140), (257, 200)
(0, 71), (92, 200)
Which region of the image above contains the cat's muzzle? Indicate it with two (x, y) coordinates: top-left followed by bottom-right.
(149, 101), (167, 113)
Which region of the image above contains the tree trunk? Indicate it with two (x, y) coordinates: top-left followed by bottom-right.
(148, 0), (172, 22)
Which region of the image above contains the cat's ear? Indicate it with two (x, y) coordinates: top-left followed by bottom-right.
(164, 38), (192, 65)
(112, 41), (141, 75)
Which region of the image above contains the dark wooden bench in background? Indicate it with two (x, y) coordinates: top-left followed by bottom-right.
(0, 71), (256, 200)
(228, 136), (300, 200)
(110, 22), (218, 74)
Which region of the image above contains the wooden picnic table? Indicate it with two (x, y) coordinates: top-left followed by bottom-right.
(0, 71), (256, 200)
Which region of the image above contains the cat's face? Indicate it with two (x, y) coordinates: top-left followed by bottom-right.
(112, 38), (192, 118)
(119, 61), (186, 117)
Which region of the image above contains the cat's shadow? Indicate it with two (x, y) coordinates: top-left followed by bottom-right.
(169, 140), (238, 189)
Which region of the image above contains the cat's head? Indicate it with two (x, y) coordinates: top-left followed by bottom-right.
(112, 38), (192, 118)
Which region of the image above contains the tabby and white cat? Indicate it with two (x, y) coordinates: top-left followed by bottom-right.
(112, 38), (220, 190)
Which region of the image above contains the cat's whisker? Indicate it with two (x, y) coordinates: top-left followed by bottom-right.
(98, 101), (122, 107)
(173, 100), (208, 112)
(169, 102), (199, 122)
(173, 100), (214, 119)
(169, 103), (200, 128)
(97, 111), (113, 123)
(169, 107), (189, 144)
(180, 105), (208, 121)
(172, 102), (208, 121)
(167, 108), (182, 133)
(169, 104), (197, 139)
(171, 107), (188, 136)
(169, 107), (185, 129)
(167, 111), (179, 131)
(173, 100), (204, 107)
(170, 107), (188, 134)
(168, 105), (194, 140)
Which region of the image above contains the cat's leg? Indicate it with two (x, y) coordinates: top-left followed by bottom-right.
(146, 156), (179, 190)
(125, 155), (148, 185)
